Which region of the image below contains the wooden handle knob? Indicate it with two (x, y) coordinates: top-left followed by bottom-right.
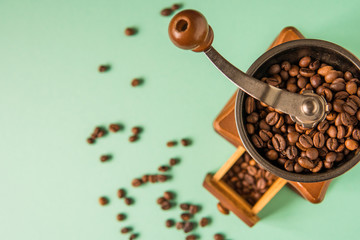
(168, 9), (214, 52)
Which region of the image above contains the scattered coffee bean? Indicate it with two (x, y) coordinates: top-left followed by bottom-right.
(149, 175), (158, 183)
(164, 191), (174, 200)
(99, 197), (109, 206)
(131, 127), (141, 135)
(166, 219), (174, 228)
(214, 233), (225, 240)
(160, 8), (173, 16)
(186, 235), (197, 240)
(199, 217), (210, 227)
(124, 27), (136, 36)
(121, 227), (131, 234)
(131, 78), (142, 87)
(100, 155), (110, 162)
(116, 213), (126, 221)
(161, 201), (171, 210)
(183, 222), (194, 233)
(171, 4), (181, 10)
(169, 158), (179, 166)
(117, 189), (126, 198)
(181, 138), (190, 146)
(157, 197), (166, 205)
(217, 202), (229, 215)
(98, 65), (109, 72)
(176, 222), (184, 230)
(180, 203), (190, 211)
(158, 174), (168, 182)
(158, 165), (170, 172)
(109, 123), (121, 132)
(189, 205), (199, 214)
(181, 213), (192, 221)
(131, 178), (142, 187)
(167, 141), (177, 147)
(129, 233), (137, 240)
(87, 138), (95, 144)
(129, 135), (138, 142)
(124, 197), (133, 205)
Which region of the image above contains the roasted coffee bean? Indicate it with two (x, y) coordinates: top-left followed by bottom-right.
(98, 65), (109, 72)
(349, 95), (360, 107)
(345, 139), (359, 150)
(189, 205), (199, 214)
(325, 70), (341, 83)
(324, 160), (333, 169)
(117, 189), (126, 198)
(299, 68), (315, 77)
(299, 56), (311, 68)
(117, 213), (126, 221)
(256, 178), (266, 190)
(131, 178), (142, 187)
(309, 60), (320, 70)
(311, 160), (323, 173)
(268, 64), (281, 75)
(287, 83), (298, 92)
(246, 124), (255, 135)
(164, 191), (174, 200)
(287, 132), (300, 145)
(318, 65), (333, 76)
(131, 78), (141, 87)
(131, 127), (141, 135)
(124, 197), (133, 205)
(99, 197), (109, 206)
(284, 160), (294, 172)
(275, 115), (285, 128)
(335, 91), (349, 100)
(337, 126), (346, 139)
(326, 138), (339, 151)
(130, 234), (137, 240)
(246, 112), (259, 123)
(181, 213), (192, 221)
(297, 76), (308, 89)
(214, 234), (225, 240)
(158, 165), (170, 172)
(352, 129), (360, 140)
(333, 99), (345, 112)
(160, 8), (173, 16)
(171, 3), (181, 10)
(325, 152), (337, 163)
(259, 130), (273, 142)
(124, 27), (136, 36)
(87, 137), (95, 144)
(346, 81), (358, 95)
(299, 134), (313, 148)
(217, 202), (229, 215)
(313, 132), (325, 148)
(158, 174), (168, 182)
(247, 166), (257, 176)
(340, 112), (357, 126)
(310, 74), (322, 88)
(286, 146), (298, 160)
(166, 219), (174, 228)
(176, 222), (184, 230)
(161, 200), (171, 210)
(121, 227), (131, 234)
(178, 203), (190, 211)
(266, 77), (281, 86)
(199, 217), (210, 227)
(294, 162), (304, 173)
(149, 175), (158, 183)
(100, 155), (110, 162)
(344, 71), (354, 81)
(306, 148), (319, 160)
(317, 120), (329, 133)
(109, 124), (121, 132)
(330, 79), (346, 92)
(298, 157), (315, 169)
(129, 135), (138, 142)
(280, 70), (289, 81)
(251, 135), (264, 148)
(289, 65), (299, 77)
(272, 134), (286, 152)
(245, 97), (256, 114)
(181, 138), (190, 146)
(343, 100), (358, 115)
(166, 141), (177, 147)
(169, 158), (179, 166)
(281, 61), (291, 71)
(259, 119), (271, 130)
(266, 149), (278, 160)
(157, 197), (166, 204)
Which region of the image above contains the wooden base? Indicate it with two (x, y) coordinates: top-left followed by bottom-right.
(211, 26), (331, 204)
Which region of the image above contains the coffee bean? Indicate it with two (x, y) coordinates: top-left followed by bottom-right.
(333, 99), (345, 112)
(324, 160), (333, 169)
(149, 175), (158, 183)
(289, 65), (299, 77)
(131, 127), (141, 135)
(294, 162), (304, 173)
(158, 174), (168, 182)
(325, 152), (337, 163)
(352, 129), (360, 140)
(287, 132), (300, 145)
(186, 235), (197, 240)
(344, 71), (353, 81)
(117, 213), (126, 221)
(117, 189), (126, 198)
(272, 134), (286, 151)
(246, 124), (255, 134)
(129, 135), (138, 142)
(245, 97), (256, 114)
(256, 178), (266, 190)
(309, 60), (320, 70)
(281, 61), (291, 71)
(298, 156), (315, 169)
(158, 165), (170, 172)
(306, 148), (319, 160)
(214, 234), (225, 240)
(98, 65), (109, 72)
(284, 160), (294, 172)
(251, 135), (264, 148)
(217, 202), (229, 215)
(299, 68), (315, 77)
(268, 64), (281, 75)
(124, 197), (133, 205)
(124, 27), (136, 36)
(311, 160), (323, 173)
(131, 78), (141, 87)
(109, 124), (122, 132)
(259, 119), (271, 130)
(129, 233), (137, 240)
(299, 56), (311, 68)
(285, 146), (298, 160)
(189, 205), (199, 214)
(335, 91), (349, 100)
(266, 149), (278, 160)
(160, 8), (173, 16)
(181, 213), (192, 221)
(161, 200), (171, 210)
(181, 138), (190, 146)
(325, 70), (341, 83)
(280, 70), (289, 81)
(345, 139), (359, 150)
(299, 134), (313, 148)
(318, 65), (333, 76)
(131, 178), (142, 187)
(337, 126), (346, 139)
(171, 4), (181, 10)
(169, 158), (179, 166)
(121, 227), (131, 234)
(157, 197), (166, 204)
(340, 112), (357, 126)
(99, 196), (109, 206)
(176, 222), (184, 230)
(166, 219), (175, 228)
(317, 120), (329, 133)
(180, 203), (190, 211)
(346, 81), (358, 95)
(164, 191), (174, 200)
(259, 130), (273, 142)
(100, 155), (110, 162)
(343, 100), (358, 115)
(326, 138), (339, 151)
(141, 175), (148, 183)
(266, 77), (281, 86)
(87, 137), (95, 144)
(167, 141), (177, 147)
(200, 217), (210, 227)
(313, 132), (325, 148)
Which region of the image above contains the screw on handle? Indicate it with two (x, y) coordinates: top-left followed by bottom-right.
(168, 9), (214, 52)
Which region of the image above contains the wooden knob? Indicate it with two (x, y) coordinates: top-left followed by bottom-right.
(168, 9), (214, 52)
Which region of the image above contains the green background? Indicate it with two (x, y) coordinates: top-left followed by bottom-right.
(1, 0), (360, 239)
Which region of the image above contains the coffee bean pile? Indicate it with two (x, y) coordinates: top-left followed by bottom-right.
(223, 152), (277, 205)
(157, 191), (175, 210)
(87, 126), (107, 144)
(245, 56), (360, 173)
(160, 3), (182, 16)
